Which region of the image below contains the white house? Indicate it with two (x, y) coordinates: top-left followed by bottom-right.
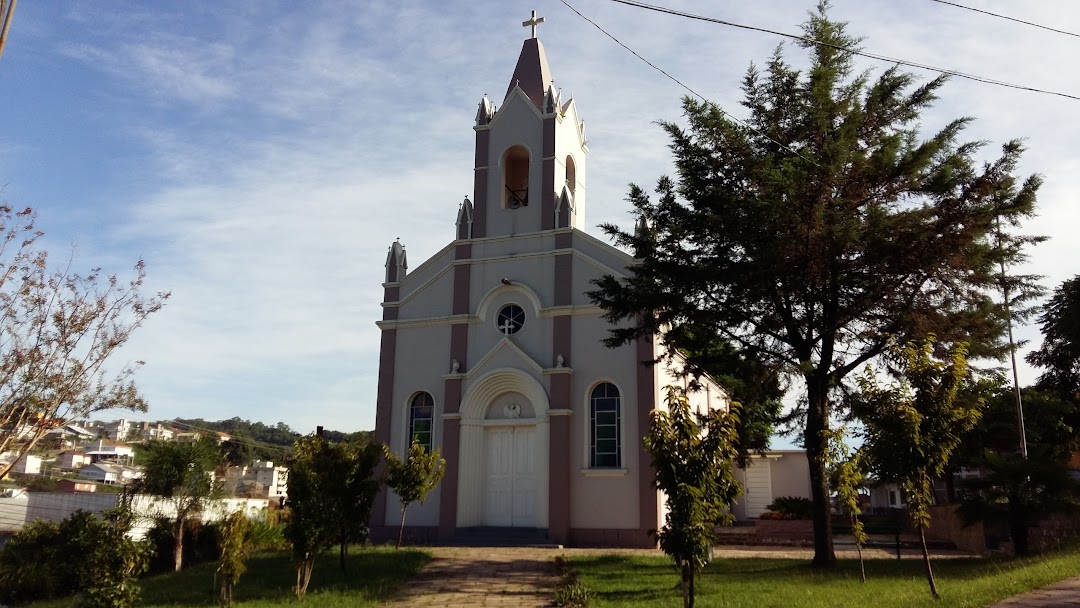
(371, 19), (727, 548)
(8, 454), (42, 476)
(58, 450), (93, 470)
(82, 439), (135, 464)
(731, 451), (813, 520)
(78, 463), (142, 485)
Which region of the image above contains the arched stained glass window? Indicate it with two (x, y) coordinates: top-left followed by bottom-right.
(590, 383), (621, 468)
(409, 392), (434, 452)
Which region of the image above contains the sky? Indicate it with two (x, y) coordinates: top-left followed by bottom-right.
(0, 1), (1077, 437)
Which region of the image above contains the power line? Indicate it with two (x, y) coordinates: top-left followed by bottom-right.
(603, 0), (1080, 102)
(556, 0), (820, 166)
(930, 0), (1080, 39)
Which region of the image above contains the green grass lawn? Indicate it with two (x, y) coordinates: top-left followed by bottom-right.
(570, 547), (1080, 608)
(30, 546), (429, 607)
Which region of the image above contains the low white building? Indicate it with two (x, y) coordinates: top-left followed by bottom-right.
(82, 439), (135, 464)
(58, 450), (93, 470)
(9, 454), (42, 476)
(78, 462), (142, 485)
(223, 460), (288, 499)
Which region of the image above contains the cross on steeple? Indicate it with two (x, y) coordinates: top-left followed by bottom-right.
(522, 10), (545, 39)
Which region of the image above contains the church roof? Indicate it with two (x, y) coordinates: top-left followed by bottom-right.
(504, 38), (553, 112)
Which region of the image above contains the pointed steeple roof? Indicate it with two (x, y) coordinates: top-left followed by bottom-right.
(504, 38), (553, 111)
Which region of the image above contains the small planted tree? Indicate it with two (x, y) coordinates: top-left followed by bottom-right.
(644, 386), (741, 608)
(217, 510), (251, 607)
(333, 439), (382, 571)
(827, 429), (867, 582)
(854, 337), (984, 598)
(285, 435), (337, 601)
(136, 436), (222, 571)
(384, 439), (446, 549)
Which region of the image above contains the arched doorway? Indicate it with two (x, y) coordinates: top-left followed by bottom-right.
(457, 369), (550, 528)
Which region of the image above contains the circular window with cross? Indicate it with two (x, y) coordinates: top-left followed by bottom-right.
(496, 304), (525, 336)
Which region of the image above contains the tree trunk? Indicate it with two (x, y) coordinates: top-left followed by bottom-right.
(918, 525), (939, 599)
(805, 377), (836, 567)
(339, 539), (347, 574)
(396, 505), (409, 549)
(295, 554), (315, 601)
(856, 539), (866, 583)
(853, 514), (866, 583)
(680, 562), (693, 608)
(1009, 502), (1030, 556)
(173, 516), (185, 572)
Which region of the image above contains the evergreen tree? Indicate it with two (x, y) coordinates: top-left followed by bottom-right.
(1027, 275), (1080, 397)
(588, 3), (1040, 566)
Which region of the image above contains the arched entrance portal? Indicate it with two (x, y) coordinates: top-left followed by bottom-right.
(457, 369), (550, 528)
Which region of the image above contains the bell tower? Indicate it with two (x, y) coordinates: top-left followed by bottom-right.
(467, 12), (588, 239)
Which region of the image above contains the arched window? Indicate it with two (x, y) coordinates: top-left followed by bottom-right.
(503, 145), (530, 208)
(565, 154), (577, 198)
(409, 392), (434, 452)
(590, 383), (621, 468)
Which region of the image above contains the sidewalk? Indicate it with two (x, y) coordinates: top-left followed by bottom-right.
(988, 576), (1080, 607)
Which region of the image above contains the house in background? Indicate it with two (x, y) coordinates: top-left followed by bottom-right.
(222, 460), (289, 499)
(82, 439), (134, 465)
(78, 462), (142, 485)
(56, 479), (97, 493)
(730, 451), (813, 520)
(58, 450), (93, 470)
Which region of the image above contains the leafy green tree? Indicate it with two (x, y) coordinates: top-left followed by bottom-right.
(284, 435), (338, 601)
(331, 439), (383, 571)
(217, 510), (251, 607)
(0, 206), (168, 478)
(587, 4), (1040, 566)
(644, 386), (741, 608)
(1027, 275), (1080, 397)
(384, 439), (446, 549)
(958, 451), (1080, 556)
(854, 338), (984, 598)
(136, 436), (223, 571)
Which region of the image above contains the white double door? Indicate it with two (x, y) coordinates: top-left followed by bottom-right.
(483, 426), (537, 527)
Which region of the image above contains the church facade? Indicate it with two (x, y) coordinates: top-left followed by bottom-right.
(371, 24), (728, 548)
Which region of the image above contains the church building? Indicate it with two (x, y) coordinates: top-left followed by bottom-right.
(371, 14), (728, 548)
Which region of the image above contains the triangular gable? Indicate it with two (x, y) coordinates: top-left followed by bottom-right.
(466, 337), (545, 379)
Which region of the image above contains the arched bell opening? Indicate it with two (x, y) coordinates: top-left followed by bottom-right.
(503, 145), (530, 209)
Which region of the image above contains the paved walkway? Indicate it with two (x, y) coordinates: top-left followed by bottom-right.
(381, 545), (1080, 607)
(989, 577), (1080, 607)
(382, 547), (561, 608)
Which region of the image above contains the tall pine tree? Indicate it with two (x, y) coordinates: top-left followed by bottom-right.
(588, 3), (1042, 566)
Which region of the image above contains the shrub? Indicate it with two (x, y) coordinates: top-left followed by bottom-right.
(766, 496), (814, 520)
(0, 509), (149, 607)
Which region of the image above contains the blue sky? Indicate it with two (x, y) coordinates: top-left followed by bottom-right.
(0, 1), (1077, 437)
